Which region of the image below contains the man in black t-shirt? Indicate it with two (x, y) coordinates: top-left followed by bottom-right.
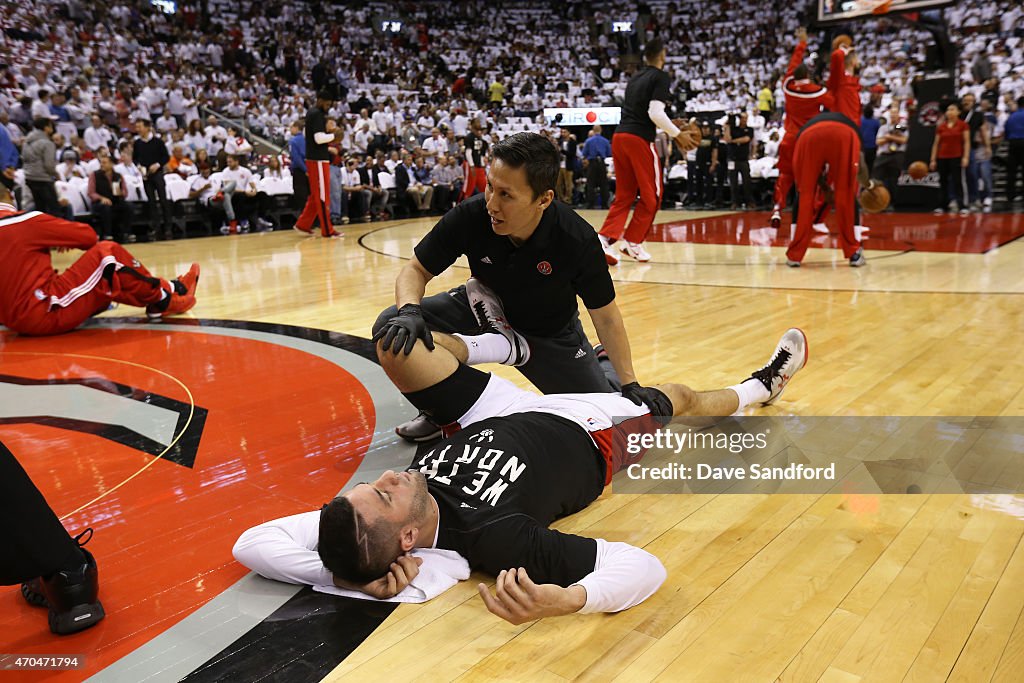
(598, 37), (698, 265)
(960, 93), (983, 209)
(726, 113), (755, 209)
(300, 324), (807, 622)
(293, 88), (343, 238)
(460, 118), (488, 200)
(374, 132), (663, 444)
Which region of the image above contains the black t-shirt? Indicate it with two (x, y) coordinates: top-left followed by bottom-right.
(414, 194), (616, 336)
(961, 107), (984, 138)
(696, 135), (716, 165)
(617, 65), (673, 142)
(729, 126), (754, 162)
(465, 132), (488, 167)
(410, 412), (605, 586)
(304, 106), (329, 161)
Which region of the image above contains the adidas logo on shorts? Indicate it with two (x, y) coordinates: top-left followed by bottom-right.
(574, 349), (586, 359)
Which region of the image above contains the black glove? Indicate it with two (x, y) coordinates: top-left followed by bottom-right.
(620, 382), (671, 417)
(372, 304), (435, 355)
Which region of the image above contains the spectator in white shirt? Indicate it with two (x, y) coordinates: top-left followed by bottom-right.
(204, 115), (228, 157)
(156, 111), (178, 135)
(83, 115), (114, 152)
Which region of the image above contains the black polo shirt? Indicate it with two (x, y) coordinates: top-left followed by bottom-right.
(617, 65), (672, 142)
(414, 194), (615, 337)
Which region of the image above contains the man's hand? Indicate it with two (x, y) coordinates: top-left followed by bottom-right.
(100, 197), (112, 206)
(621, 382), (669, 415)
(3, 167), (17, 180)
(149, 163), (160, 175)
(338, 555), (423, 599)
(797, 27), (808, 43)
(372, 303), (435, 355)
(477, 568), (587, 625)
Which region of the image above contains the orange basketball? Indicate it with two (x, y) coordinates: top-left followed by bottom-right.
(832, 34), (853, 51)
(908, 160), (929, 180)
(859, 184), (890, 213)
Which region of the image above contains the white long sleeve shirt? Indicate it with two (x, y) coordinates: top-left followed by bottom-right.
(233, 507), (665, 614)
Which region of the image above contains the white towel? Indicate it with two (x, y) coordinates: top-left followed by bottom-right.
(312, 547), (470, 603)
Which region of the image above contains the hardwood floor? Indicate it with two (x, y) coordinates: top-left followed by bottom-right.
(54, 208), (1024, 682)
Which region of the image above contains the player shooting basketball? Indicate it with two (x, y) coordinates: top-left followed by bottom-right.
(770, 27), (835, 230)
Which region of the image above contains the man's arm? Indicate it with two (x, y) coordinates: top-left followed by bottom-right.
(25, 212), (100, 251)
(395, 255), (435, 307)
(587, 300), (637, 385)
(232, 510), (334, 586)
(785, 29), (809, 80)
(476, 521), (666, 624)
(232, 511), (422, 598)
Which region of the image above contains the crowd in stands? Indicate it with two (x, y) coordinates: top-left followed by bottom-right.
(1, 0), (1021, 241)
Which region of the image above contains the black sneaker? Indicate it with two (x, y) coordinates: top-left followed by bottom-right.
(749, 328), (808, 405)
(38, 528), (106, 635)
(395, 411), (442, 443)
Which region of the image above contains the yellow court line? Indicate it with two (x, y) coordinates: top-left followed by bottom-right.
(1, 350), (195, 521)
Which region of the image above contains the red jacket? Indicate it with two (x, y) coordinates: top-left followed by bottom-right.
(0, 206), (98, 329)
(782, 41), (834, 136)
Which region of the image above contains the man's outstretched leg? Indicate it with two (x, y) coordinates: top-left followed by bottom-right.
(378, 327), (809, 429)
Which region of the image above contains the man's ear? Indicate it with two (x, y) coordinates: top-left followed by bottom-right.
(399, 525), (418, 553)
(537, 189), (555, 210)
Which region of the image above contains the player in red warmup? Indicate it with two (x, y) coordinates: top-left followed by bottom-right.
(771, 27), (835, 229)
(785, 113), (870, 268)
(0, 185), (199, 336)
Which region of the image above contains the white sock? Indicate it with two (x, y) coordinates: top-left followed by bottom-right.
(454, 333), (512, 365)
(727, 378), (770, 414)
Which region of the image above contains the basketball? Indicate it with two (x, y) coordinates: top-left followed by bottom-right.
(859, 183), (891, 213)
(908, 160), (929, 179)
(832, 34), (853, 51)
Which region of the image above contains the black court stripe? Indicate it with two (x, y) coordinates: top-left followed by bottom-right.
(180, 588), (398, 683)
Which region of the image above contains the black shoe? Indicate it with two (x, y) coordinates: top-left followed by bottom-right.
(39, 528), (106, 635)
(21, 578), (48, 607)
(395, 411), (442, 443)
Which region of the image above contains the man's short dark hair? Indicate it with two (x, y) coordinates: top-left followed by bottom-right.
(643, 38), (665, 62)
(793, 64), (809, 81)
(1018, 96), (1024, 109)
(490, 132), (558, 199)
(318, 496), (402, 584)
(33, 117), (52, 131)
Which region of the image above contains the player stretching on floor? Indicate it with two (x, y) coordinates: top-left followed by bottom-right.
(233, 320), (808, 623)
(0, 186), (199, 335)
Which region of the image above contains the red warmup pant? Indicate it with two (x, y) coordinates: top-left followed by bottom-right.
(461, 164), (486, 201)
(599, 132), (662, 244)
(15, 242), (167, 335)
(786, 121), (861, 263)
(295, 160), (332, 235)
(773, 137), (796, 209)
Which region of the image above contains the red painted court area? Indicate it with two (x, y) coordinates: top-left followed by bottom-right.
(0, 326), (375, 681)
(648, 211), (1024, 254)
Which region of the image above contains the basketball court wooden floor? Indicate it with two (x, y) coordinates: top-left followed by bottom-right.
(1, 208), (1022, 682)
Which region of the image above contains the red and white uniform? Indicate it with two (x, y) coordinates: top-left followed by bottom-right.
(773, 41), (834, 209)
(786, 114), (862, 264)
(0, 204), (167, 335)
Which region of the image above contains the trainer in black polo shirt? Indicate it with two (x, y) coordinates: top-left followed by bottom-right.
(373, 132), (661, 443)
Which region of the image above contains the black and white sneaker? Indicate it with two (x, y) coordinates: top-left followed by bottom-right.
(749, 328), (808, 405)
(466, 278), (531, 366)
(849, 247), (866, 267)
